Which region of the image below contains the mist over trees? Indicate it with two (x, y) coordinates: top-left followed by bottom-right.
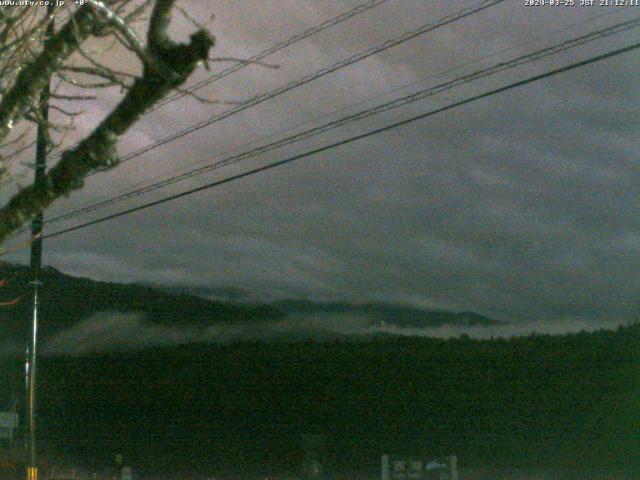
(1, 319), (638, 477)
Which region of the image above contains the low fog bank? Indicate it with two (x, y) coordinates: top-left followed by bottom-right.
(37, 311), (627, 356)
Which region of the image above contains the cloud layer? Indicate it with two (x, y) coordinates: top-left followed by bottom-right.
(3, 1), (638, 330)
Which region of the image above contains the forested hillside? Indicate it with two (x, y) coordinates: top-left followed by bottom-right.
(1, 323), (636, 478)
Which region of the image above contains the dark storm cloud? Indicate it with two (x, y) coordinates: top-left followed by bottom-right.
(3, 0), (638, 328)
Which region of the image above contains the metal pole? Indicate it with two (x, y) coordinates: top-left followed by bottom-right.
(26, 6), (55, 480)
(23, 342), (29, 454)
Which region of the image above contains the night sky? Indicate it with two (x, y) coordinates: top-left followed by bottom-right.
(2, 0), (638, 329)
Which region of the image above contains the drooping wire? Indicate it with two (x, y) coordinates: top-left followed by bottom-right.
(96, 0), (507, 172)
(45, 5), (624, 220)
(2, 0), (507, 206)
(150, 0), (393, 112)
(28, 40), (640, 245)
(38, 17), (640, 228)
(0, 0), (391, 190)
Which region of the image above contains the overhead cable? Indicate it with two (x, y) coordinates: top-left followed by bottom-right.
(31, 40), (640, 244)
(42, 18), (640, 226)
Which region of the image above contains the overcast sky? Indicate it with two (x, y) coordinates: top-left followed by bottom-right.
(2, 0), (639, 327)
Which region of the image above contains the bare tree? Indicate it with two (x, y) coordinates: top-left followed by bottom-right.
(0, 0), (214, 245)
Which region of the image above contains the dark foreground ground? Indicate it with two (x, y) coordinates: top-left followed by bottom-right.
(1, 323), (638, 479)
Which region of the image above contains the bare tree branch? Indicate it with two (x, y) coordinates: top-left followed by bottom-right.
(49, 93), (98, 101)
(0, 6), (101, 146)
(0, 0), (214, 244)
(86, 0), (161, 71)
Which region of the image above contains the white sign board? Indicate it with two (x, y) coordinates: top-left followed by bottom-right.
(121, 466), (132, 480)
(382, 455), (457, 480)
(0, 412), (18, 430)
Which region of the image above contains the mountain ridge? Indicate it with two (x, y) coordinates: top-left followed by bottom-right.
(0, 262), (502, 344)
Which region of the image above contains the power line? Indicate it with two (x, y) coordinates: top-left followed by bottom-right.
(3, 3), (622, 198)
(0, 0), (507, 244)
(0, 0), (394, 189)
(0, 0), (503, 196)
(80, 0), (507, 172)
(44, 6), (623, 221)
(32, 40), (640, 244)
(40, 17), (640, 227)
(150, 0), (392, 112)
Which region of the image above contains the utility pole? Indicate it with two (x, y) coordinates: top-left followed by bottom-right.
(26, 5), (55, 480)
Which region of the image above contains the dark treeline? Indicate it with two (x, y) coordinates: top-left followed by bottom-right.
(1, 323), (639, 477)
